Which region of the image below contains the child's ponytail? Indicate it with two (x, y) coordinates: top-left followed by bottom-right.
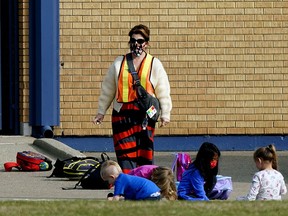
(254, 144), (278, 170)
(267, 144), (278, 170)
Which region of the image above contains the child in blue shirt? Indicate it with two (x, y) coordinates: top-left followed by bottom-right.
(177, 142), (221, 201)
(100, 160), (161, 201)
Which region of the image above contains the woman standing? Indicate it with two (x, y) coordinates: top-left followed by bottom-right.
(93, 24), (172, 173)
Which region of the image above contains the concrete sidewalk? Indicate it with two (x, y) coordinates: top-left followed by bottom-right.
(0, 136), (288, 200)
(0, 136), (112, 200)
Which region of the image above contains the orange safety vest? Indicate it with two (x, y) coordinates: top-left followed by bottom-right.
(117, 54), (155, 103)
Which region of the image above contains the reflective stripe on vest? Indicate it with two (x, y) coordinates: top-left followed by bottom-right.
(117, 54), (154, 103)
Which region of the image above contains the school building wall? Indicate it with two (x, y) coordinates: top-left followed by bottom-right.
(18, 0), (288, 137)
(18, 0), (30, 133)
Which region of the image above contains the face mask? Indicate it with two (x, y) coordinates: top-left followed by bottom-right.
(210, 160), (217, 169)
(130, 43), (144, 57)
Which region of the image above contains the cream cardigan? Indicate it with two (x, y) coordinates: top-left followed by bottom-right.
(97, 54), (172, 121)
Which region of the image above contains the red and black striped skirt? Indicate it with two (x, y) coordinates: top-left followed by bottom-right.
(112, 103), (156, 173)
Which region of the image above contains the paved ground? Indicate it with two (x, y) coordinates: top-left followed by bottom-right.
(1, 136), (288, 201)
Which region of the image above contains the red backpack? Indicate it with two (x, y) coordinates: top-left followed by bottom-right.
(4, 151), (53, 171)
(171, 152), (192, 181)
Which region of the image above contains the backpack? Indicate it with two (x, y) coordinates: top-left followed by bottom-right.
(171, 152), (192, 181)
(208, 175), (233, 200)
(63, 152), (112, 190)
(75, 152), (112, 189)
(48, 156), (100, 179)
(4, 151), (53, 171)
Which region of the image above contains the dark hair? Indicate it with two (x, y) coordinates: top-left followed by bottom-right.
(128, 24), (150, 42)
(192, 142), (221, 194)
(254, 144), (278, 170)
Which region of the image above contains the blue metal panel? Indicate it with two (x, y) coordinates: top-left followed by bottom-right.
(0, 0), (19, 134)
(55, 135), (288, 152)
(8, 0), (20, 134)
(29, 0), (60, 127)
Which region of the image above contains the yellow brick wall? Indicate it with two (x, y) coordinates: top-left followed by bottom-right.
(18, 0), (29, 123)
(19, 0), (288, 136)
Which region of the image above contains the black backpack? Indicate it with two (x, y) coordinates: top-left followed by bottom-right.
(62, 152), (112, 190)
(48, 156), (100, 179)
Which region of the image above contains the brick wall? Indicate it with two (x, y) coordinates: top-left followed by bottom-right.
(19, 0), (288, 136)
(18, 0), (29, 123)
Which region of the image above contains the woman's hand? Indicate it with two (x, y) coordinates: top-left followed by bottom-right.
(93, 114), (104, 125)
(159, 117), (170, 127)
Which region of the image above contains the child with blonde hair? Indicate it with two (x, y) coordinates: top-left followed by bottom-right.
(238, 144), (287, 200)
(100, 160), (161, 201)
(128, 165), (177, 200)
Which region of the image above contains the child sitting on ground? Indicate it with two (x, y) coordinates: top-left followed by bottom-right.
(177, 142), (222, 201)
(100, 160), (161, 201)
(237, 144), (287, 200)
(128, 165), (177, 200)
